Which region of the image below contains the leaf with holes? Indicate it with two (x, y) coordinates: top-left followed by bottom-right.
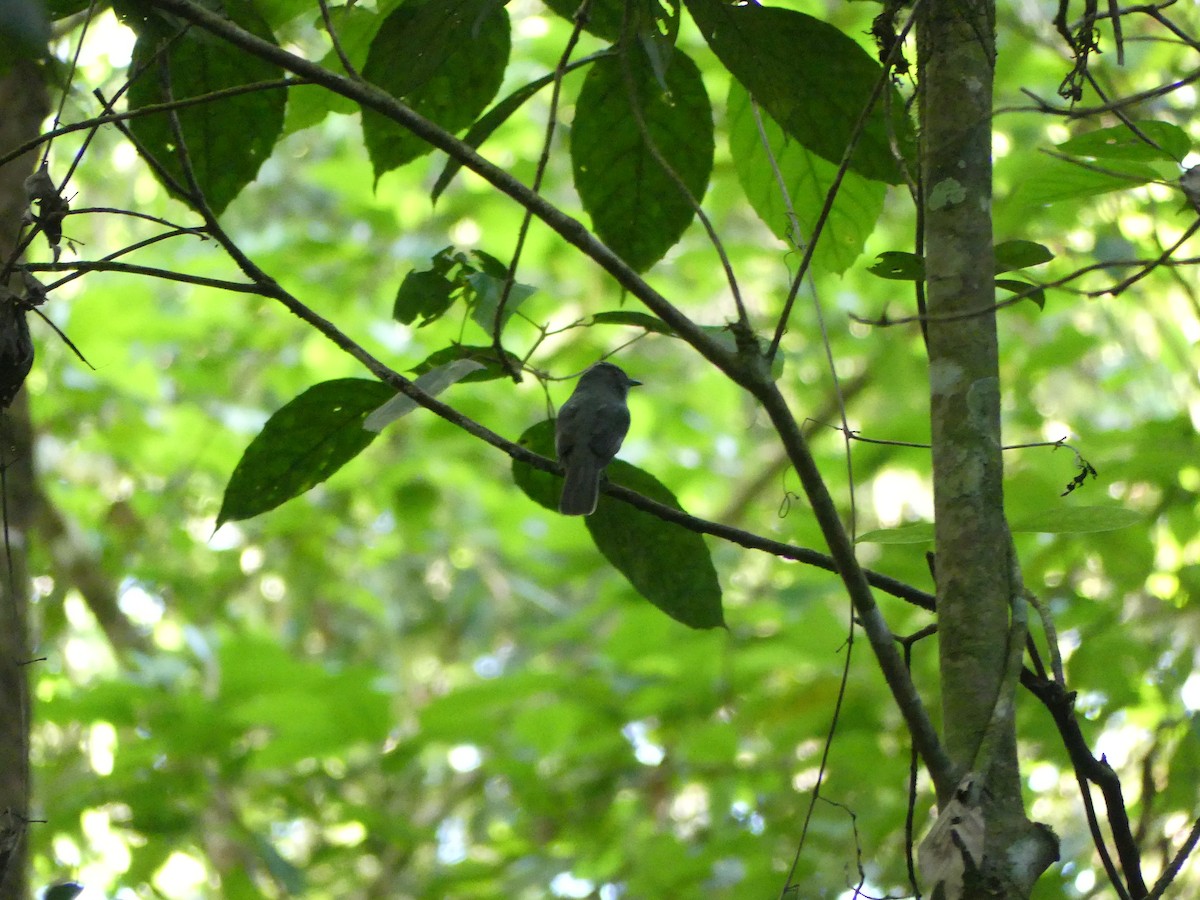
(218, 379), (395, 525)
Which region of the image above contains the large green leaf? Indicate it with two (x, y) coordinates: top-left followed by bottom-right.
(1010, 155), (1166, 206)
(125, 1), (285, 215)
(513, 421), (724, 629)
(728, 81), (884, 275)
(1011, 506), (1143, 534)
(361, 0), (510, 178)
(570, 46), (714, 272)
(431, 51), (611, 202)
(285, 5), (381, 132)
(217, 378), (395, 525)
(687, 0), (911, 184)
(1056, 120), (1190, 164)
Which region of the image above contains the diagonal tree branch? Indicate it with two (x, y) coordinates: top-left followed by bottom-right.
(135, 0), (953, 794)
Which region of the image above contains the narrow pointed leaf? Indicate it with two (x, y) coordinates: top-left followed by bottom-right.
(1056, 121), (1190, 163)
(1011, 506), (1143, 534)
(994, 239), (1053, 273)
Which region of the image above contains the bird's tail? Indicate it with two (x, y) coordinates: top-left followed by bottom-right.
(559, 460), (601, 516)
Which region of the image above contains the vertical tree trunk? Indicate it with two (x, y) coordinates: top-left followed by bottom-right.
(0, 60), (47, 900)
(918, 0), (1057, 894)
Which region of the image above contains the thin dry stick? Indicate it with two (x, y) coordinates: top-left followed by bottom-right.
(490, 0), (592, 379)
(766, 0), (921, 360)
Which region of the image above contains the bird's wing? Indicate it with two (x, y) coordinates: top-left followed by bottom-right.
(586, 402), (631, 465)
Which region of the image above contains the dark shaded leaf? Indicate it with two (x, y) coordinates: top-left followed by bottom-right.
(867, 251), (924, 281)
(126, 1), (285, 215)
(995, 278), (1045, 310)
(411, 344), (524, 383)
(431, 51), (611, 202)
(513, 421), (724, 629)
(688, 0), (911, 184)
(43, 885), (84, 900)
(362, 0), (510, 177)
(994, 239), (1054, 273)
(540, 0), (625, 41)
(217, 379), (395, 525)
(393, 268), (456, 327)
(571, 46), (713, 272)
(591, 310), (674, 334)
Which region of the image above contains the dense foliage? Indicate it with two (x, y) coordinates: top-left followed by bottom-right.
(3, 0), (1199, 897)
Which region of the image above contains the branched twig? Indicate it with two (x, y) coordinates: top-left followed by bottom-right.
(490, 0), (592, 380)
(1149, 817), (1200, 899)
(779, 591), (858, 898)
(1021, 669), (1146, 897)
(318, 0), (360, 80)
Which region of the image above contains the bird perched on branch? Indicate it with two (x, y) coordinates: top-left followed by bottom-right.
(555, 362), (640, 516)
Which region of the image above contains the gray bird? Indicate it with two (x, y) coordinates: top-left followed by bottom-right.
(555, 362), (641, 516)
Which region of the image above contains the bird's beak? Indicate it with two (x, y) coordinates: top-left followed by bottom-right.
(629, 378), (643, 387)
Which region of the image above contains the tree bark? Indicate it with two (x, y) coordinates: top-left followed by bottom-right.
(0, 60), (48, 900)
(918, 0), (1058, 894)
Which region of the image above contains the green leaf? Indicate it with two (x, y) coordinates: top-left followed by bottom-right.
(285, 5), (380, 132)
(466, 271), (536, 335)
(994, 239), (1054, 273)
(217, 379), (395, 525)
(432, 51), (611, 203)
(361, 0), (510, 178)
(1, 0), (49, 63)
(571, 46), (714, 272)
(856, 523), (935, 545)
(512, 421), (724, 629)
(540, 0), (625, 41)
(867, 251), (925, 281)
(392, 267), (455, 326)
(1011, 155), (1164, 206)
(687, 0), (911, 184)
(728, 81), (885, 274)
(1056, 121), (1191, 164)
(995, 278), (1045, 310)
(410, 344), (524, 383)
(591, 310), (674, 334)
(126, 2), (285, 215)
(43, 885), (84, 900)
(1011, 506), (1143, 534)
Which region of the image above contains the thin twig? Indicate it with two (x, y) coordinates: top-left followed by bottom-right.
(766, 0), (921, 361)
